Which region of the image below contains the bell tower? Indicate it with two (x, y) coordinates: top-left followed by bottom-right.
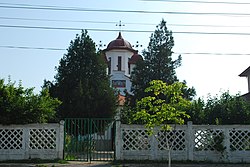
(103, 32), (142, 95)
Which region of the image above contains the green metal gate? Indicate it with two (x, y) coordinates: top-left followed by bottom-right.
(64, 118), (115, 161)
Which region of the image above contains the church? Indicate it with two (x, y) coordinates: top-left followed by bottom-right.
(103, 32), (142, 95)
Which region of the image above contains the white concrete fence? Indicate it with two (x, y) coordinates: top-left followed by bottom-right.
(0, 121), (64, 160)
(115, 121), (250, 163)
(1, 120), (250, 163)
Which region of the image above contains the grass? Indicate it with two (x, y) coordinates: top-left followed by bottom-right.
(112, 160), (250, 166)
(0, 158), (68, 164)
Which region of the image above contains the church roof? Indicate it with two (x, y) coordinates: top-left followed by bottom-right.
(105, 32), (136, 52)
(129, 53), (143, 64)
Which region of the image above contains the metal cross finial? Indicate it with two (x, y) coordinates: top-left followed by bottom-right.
(116, 20), (125, 32)
(133, 41), (143, 48)
(96, 40), (106, 50)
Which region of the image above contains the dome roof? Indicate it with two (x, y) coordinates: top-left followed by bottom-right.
(129, 53), (143, 64)
(105, 32), (135, 52)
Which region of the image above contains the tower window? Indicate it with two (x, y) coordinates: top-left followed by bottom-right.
(112, 80), (126, 88)
(128, 58), (131, 74)
(108, 57), (111, 74)
(118, 56), (122, 71)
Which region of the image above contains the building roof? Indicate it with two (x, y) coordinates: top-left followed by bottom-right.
(241, 92), (250, 101)
(118, 93), (126, 106)
(104, 32), (136, 52)
(129, 53), (143, 64)
(239, 66), (250, 77)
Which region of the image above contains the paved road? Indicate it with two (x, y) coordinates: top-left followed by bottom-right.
(1, 162), (250, 167)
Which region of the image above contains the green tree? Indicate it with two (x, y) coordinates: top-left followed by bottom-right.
(130, 19), (195, 106)
(133, 80), (191, 133)
(0, 79), (61, 125)
(44, 30), (117, 119)
(133, 80), (191, 167)
(185, 97), (206, 124)
(186, 91), (250, 125)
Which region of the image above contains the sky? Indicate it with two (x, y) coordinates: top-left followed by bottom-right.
(0, 0), (250, 99)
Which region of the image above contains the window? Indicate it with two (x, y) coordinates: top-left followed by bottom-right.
(108, 57), (111, 74)
(128, 58), (131, 74)
(118, 56), (121, 71)
(112, 80), (126, 88)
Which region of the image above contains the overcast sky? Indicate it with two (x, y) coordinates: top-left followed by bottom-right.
(0, 0), (250, 99)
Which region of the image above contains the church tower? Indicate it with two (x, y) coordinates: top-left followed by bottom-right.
(103, 32), (142, 95)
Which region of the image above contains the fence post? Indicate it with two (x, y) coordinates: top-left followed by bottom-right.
(187, 121), (193, 161)
(115, 116), (122, 160)
(23, 126), (29, 159)
(58, 120), (65, 159)
(224, 127), (230, 161)
(150, 130), (158, 160)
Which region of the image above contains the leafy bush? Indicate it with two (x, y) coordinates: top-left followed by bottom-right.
(0, 79), (61, 124)
(186, 91), (250, 125)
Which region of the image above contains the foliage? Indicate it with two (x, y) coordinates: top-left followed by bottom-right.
(44, 30), (117, 119)
(0, 79), (61, 125)
(213, 134), (226, 153)
(133, 80), (191, 134)
(186, 91), (250, 125)
(130, 19), (195, 107)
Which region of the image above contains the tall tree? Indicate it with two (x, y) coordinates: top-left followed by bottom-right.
(130, 20), (195, 106)
(44, 30), (117, 118)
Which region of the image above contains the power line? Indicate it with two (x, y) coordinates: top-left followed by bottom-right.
(2, 16), (250, 28)
(0, 24), (83, 31)
(1, 45), (250, 56)
(0, 16), (118, 24)
(0, 24), (152, 32)
(174, 31), (250, 36)
(142, 0), (250, 5)
(1, 24), (250, 36)
(0, 16), (156, 26)
(0, 45), (65, 51)
(0, 4), (250, 17)
(173, 52), (250, 56)
(169, 23), (250, 28)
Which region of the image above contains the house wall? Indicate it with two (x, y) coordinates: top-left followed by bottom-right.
(248, 76), (250, 92)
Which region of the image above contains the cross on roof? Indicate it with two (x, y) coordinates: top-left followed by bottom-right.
(133, 41), (143, 48)
(96, 40), (106, 50)
(116, 20), (125, 32)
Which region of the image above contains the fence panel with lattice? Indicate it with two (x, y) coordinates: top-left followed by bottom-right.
(116, 122), (250, 163)
(0, 122), (64, 160)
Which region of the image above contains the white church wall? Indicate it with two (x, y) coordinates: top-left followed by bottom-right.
(105, 49), (134, 75)
(110, 71), (132, 95)
(104, 49), (135, 95)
